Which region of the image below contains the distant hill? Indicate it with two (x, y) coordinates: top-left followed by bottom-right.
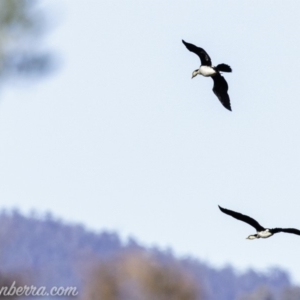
(0, 209), (297, 300)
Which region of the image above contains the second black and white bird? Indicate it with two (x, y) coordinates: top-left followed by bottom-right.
(219, 205), (300, 240)
(182, 40), (232, 111)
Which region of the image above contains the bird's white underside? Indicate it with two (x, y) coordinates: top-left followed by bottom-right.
(199, 66), (216, 77)
(257, 229), (272, 238)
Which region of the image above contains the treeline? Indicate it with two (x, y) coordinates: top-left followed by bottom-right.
(0, 209), (298, 300)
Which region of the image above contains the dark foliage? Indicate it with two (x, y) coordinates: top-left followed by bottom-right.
(0, 0), (55, 84)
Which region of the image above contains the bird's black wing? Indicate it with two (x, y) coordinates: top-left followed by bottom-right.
(270, 228), (300, 235)
(212, 74), (232, 111)
(218, 206), (265, 231)
(182, 40), (212, 66)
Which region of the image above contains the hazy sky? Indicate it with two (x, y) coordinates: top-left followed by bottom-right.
(1, 1), (300, 283)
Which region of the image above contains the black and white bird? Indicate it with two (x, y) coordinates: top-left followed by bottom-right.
(182, 40), (232, 111)
(218, 205), (300, 240)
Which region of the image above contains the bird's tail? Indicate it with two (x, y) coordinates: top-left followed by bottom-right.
(216, 63), (232, 72)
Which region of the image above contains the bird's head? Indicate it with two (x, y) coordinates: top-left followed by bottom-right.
(192, 70), (199, 79)
(246, 234), (258, 240)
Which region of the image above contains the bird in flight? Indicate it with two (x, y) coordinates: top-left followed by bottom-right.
(182, 40), (232, 111)
(218, 205), (300, 239)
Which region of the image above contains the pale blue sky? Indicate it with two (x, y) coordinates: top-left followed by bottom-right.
(1, 0), (300, 282)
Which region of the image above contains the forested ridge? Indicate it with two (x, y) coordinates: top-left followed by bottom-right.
(0, 210), (298, 300)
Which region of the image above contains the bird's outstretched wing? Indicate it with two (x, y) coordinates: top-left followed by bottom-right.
(212, 74), (231, 111)
(182, 40), (212, 66)
(270, 228), (300, 235)
(218, 206), (265, 231)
